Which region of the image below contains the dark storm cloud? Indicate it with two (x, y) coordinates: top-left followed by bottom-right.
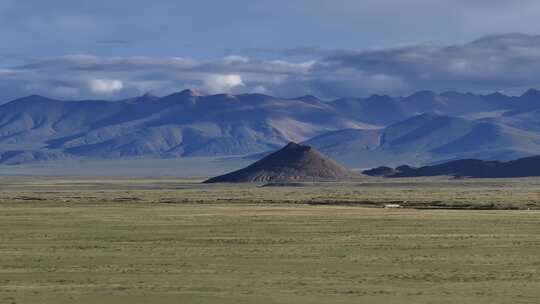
(312, 33), (540, 95)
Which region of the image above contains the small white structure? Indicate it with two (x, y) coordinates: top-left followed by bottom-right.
(384, 204), (402, 209)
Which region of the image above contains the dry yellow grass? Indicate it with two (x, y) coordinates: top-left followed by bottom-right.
(1, 176), (539, 209)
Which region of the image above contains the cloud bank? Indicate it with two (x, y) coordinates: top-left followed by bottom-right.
(88, 79), (124, 94)
(3, 33), (540, 101)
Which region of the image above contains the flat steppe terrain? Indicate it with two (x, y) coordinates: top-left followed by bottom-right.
(0, 177), (539, 303)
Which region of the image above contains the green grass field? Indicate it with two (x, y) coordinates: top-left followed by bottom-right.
(1, 178), (539, 303)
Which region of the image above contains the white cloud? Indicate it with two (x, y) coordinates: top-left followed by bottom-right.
(203, 74), (244, 93)
(88, 79), (124, 94)
(269, 60), (316, 70)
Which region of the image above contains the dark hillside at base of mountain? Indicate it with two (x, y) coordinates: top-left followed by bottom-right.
(362, 155), (540, 178)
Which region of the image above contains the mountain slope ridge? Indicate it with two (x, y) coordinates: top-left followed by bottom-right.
(204, 142), (358, 183)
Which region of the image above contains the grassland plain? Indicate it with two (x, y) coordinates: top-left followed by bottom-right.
(0, 178), (539, 303)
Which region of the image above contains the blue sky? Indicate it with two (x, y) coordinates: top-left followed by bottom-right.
(2, 0), (540, 100)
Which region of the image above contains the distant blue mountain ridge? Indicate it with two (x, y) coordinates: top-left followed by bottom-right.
(1, 88), (540, 167)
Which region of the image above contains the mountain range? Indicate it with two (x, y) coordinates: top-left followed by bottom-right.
(1, 88), (540, 167)
(305, 113), (540, 167)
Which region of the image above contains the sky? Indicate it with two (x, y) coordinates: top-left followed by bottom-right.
(2, 0), (540, 101)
